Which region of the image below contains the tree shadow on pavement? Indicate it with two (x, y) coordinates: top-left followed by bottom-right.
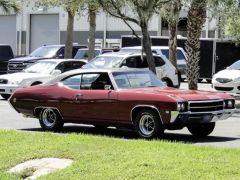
(19, 124), (240, 145)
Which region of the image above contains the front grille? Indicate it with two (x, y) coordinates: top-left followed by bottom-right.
(214, 86), (234, 91)
(189, 100), (224, 113)
(216, 78), (232, 83)
(8, 62), (27, 72)
(0, 79), (8, 84)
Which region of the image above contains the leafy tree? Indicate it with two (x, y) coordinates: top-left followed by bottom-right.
(185, 0), (207, 90)
(0, 0), (20, 13)
(97, 0), (170, 74)
(34, 0), (84, 58)
(209, 0), (240, 42)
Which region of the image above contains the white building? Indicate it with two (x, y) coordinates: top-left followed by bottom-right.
(0, 1), (218, 55)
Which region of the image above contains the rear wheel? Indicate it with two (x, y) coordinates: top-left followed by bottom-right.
(39, 108), (64, 131)
(187, 122), (215, 137)
(134, 109), (164, 139)
(1, 94), (11, 100)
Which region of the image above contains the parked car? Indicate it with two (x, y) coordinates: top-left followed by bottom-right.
(0, 44), (14, 75)
(212, 60), (240, 94)
(74, 48), (119, 60)
(83, 52), (179, 87)
(120, 46), (187, 81)
(7, 44), (87, 73)
(0, 59), (86, 99)
(9, 68), (235, 139)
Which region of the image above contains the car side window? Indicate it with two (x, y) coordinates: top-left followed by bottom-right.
(81, 73), (113, 90)
(72, 61), (85, 69)
(61, 74), (82, 89)
(57, 48), (65, 58)
(72, 47), (79, 57)
(56, 62), (72, 73)
(154, 57), (165, 67)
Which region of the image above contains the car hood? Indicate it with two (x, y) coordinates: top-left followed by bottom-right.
(0, 72), (50, 82)
(213, 69), (240, 79)
(9, 56), (49, 62)
(123, 87), (231, 101)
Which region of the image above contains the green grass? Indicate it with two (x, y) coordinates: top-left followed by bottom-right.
(0, 130), (240, 180)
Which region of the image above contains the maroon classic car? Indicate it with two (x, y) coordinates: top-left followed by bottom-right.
(9, 69), (235, 139)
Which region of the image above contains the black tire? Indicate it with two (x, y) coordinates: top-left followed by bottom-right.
(162, 79), (173, 87)
(206, 79), (212, 83)
(134, 109), (164, 139)
(187, 122), (215, 137)
(1, 94), (11, 100)
(39, 108), (64, 131)
(31, 82), (42, 86)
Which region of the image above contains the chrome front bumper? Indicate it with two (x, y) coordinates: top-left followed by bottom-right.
(170, 109), (236, 124)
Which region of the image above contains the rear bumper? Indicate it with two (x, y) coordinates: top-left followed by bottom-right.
(170, 109), (235, 124)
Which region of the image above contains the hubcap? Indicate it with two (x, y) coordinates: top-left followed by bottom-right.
(41, 109), (57, 127)
(139, 114), (155, 136)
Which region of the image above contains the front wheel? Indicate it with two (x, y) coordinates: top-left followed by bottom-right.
(187, 122), (215, 137)
(134, 109), (164, 139)
(39, 108), (64, 131)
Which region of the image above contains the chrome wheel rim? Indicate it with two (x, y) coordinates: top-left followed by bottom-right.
(139, 114), (155, 136)
(42, 109), (57, 127)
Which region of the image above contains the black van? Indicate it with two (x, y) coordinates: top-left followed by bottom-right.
(0, 45), (14, 74)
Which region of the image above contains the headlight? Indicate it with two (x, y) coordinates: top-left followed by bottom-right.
(224, 100), (235, 109)
(177, 102), (188, 112)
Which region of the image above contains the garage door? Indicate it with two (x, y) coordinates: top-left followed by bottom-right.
(0, 15), (17, 54)
(30, 14), (59, 52)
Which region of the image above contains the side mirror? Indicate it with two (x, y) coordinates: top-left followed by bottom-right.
(51, 69), (62, 76)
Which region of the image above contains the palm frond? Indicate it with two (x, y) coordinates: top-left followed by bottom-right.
(0, 0), (20, 14)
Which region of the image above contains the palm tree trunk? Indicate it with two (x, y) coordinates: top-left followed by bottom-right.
(169, 22), (178, 68)
(141, 20), (156, 74)
(64, 10), (74, 59)
(185, 0), (207, 90)
(88, 4), (97, 61)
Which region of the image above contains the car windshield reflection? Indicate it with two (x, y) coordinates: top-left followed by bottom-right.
(229, 60), (240, 70)
(24, 61), (57, 74)
(83, 56), (123, 69)
(113, 71), (165, 89)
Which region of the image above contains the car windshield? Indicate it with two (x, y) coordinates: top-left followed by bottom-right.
(119, 49), (141, 53)
(161, 49), (186, 60)
(74, 50), (100, 59)
(83, 56), (124, 68)
(229, 60), (240, 70)
(113, 71), (165, 89)
(29, 46), (59, 58)
(24, 61), (57, 74)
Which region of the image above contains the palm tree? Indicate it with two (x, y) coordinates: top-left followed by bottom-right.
(185, 0), (207, 90)
(0, 0), (20, 13)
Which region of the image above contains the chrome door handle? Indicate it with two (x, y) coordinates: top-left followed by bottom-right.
(75, 94), (83, 101)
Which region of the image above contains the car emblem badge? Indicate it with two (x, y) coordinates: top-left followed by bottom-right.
(13, 64), (18, 68)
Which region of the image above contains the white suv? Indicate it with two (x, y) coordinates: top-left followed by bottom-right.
(83, 52), (179, 88)
(120, 46), (187, 81)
